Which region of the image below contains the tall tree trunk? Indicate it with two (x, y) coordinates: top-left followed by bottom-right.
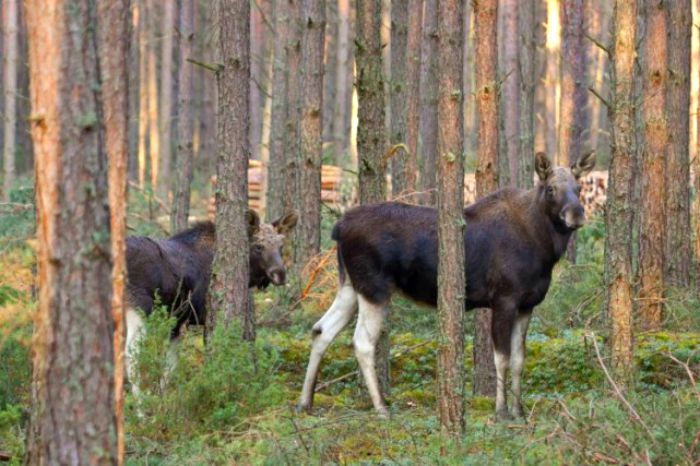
(25, 1), (118, 462)
(665, 0), (692, 288)
(545, 0), (560, 161)
(137, 0), (149, 188)
(128, 1), (140, 183)
(518, 0), (536, 188)
(638, 0), (667, 332)
(390, 0), (409, 196)
(437, 0), (465, 436)
(296, 0), (325, 269)
(559, 0), (588, 263)
(207, 0), (253, 340)
(171, 0), (195, 232)
(463, 3), (475, 157)
(250, 2), (265, 162)
(588, 1), (611, 157)
(147, 6), (160, 190)
(501, 0), (520, 188)
(606, 0), (636, 382)
(2, 0), (17, 200)
(405, 0), (422, 192)
(267, 0), (290, 220)
(473, 0), (498, 397)
(323, 0), (338, 148)
(98, 2), (130, 461)
(356, 0), (387, 203)
(419, 0), (438, 205)
(159, 0), (176, 199)
(333, 0), (354, 167)
(284, 0), (301, 216)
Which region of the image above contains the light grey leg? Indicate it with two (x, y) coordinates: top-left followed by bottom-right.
(494, 348), (510, 420)
(125, 308), (145, 400)
(510, 312), (531, 418)
(298, 282), (358, 412)
(353, 294), (389, 416)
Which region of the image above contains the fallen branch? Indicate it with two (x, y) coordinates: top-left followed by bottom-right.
(587, 332), (656, 442)
(666, 351), (700, 402)
(314, 341), (432, 392)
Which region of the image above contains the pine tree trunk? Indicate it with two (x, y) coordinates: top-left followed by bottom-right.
(437, 0), (466, 436)
(473, 0), (498, 398)
(128, 1), (140, 183)
(147, 4), (160, 190)
(296, 0), (325, 269)
(207, 0), (253, 340)
(171, 0), (195, 232)
(284, 0), (301, 216)
(588, 2), (611, 156)
(334, 0), (353, 167)
(518, 0), (536, 188)
(323, 0), (338, 147)
(137, 0), (149, 188)
(638, 0), (667, 332)
(419, 0), (439, 205)
(405, 0), (422, 193)
(501, 0), (520, 188)
(606, 0), (636, 382)
(390, 0), (409, 196)
(2, 0), (17, 200)
(159, 0), (176, 199)
(267, 0), (290, 221)
(25, 1), (118, 462)
(664, 0), (692, 288)
(545, 0), (560, 162)
(356, 0), (387, 204)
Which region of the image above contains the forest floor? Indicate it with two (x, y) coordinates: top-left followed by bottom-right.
(1, 181), (699, 465)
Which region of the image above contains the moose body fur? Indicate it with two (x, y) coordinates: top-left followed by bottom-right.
(298, 152), (595, 419)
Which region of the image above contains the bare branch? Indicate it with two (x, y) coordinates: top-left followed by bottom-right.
(588, 86), (612, 111)
(585, 32), (611, 56)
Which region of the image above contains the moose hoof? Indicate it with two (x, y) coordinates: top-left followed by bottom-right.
(511, 404), (527, 420)
(376, 406), (390, 419)
(296, 402), (312, 414)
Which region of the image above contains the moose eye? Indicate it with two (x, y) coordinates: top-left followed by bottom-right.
(254, 244), (264, 253)
(546, 186), (555, 195)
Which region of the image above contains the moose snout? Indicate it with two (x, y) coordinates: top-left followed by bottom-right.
(560, 204), (586, 230)
(268, 267), (286, 286)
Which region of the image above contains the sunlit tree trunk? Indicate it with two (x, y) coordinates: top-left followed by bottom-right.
(137, 0), (149, 188)
(437, 0), (466, 436)
(2, 0), (17, 200)
(159, 0), (176, 199)
(501, 0), (520, 188)
(128, 1), (140, 183)
(473, 0), (498, 397)
(545, 0), (560, 161)
(296, 0), (325, 269)
(390, 0), (409, 196)
(606, 0), (636, 382)
(25, 1), (118, 462)
(147, 2), (160, 190)
(207, 0), (253, 340)
(419, 0), (438, 205)
(519, 0), (536, 188)
(638, 0), (667, 332)
(171, 0), (195, 232)
(665, 0), (692, 288)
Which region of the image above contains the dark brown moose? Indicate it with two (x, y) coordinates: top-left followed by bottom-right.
(298, 151), (595, 420)
(124, 210), (297, 394)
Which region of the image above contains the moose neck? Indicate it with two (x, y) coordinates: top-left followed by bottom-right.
(528, 185), (573, 264)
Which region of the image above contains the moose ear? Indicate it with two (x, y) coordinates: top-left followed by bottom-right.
(247, 210), (261, 237)
(273, 212), (298, 235)
(535, 152), (553, 182)
(571, 151), (596, 179)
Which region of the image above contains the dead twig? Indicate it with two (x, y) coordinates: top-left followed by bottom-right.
(587, 332), (656, 442)
(666, 351), (700, 402)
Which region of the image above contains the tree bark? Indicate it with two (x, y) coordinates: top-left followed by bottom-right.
(405, 0), (422, 195)
(390, 0), (409, 196)
(545, 0), (560, 162)
(638, 0), (667, 332)
(323, 0), (338, 148)
(419, 0), (438, 205)
(207, 0), (253, 340)
(473, 0), (498, 397)
(296, 0), (325, 269)
(501, 0), (520, 188)
(171, 0), (195, 232)
(137, 0), (149, 188)
(159, 0), (176, 199)
(2, 0), (17, 200)
(356, 0), (387, 204)
(606, 0), (636, 382)
(25, 1), (118, 462)
(518, 0), (536, 188)
(284, 0), (301, 216)
(437, 0), (466, 436)
(147, 3), (160, 190)
(267, 0), (290, 221)
(333, 0), (354, 167)
(664, 0), (692, 288)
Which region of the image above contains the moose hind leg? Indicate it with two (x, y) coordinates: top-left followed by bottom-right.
(354, 294), (389, 416)
(298, 282), (358, 412)
(125, 308), (146, 399)
(491, 301), (517, 421)
(510, 311), (532, 418)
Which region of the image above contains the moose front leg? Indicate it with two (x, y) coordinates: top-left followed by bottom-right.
(509, 310), (532, 419)
(491, 300), (518, 421)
